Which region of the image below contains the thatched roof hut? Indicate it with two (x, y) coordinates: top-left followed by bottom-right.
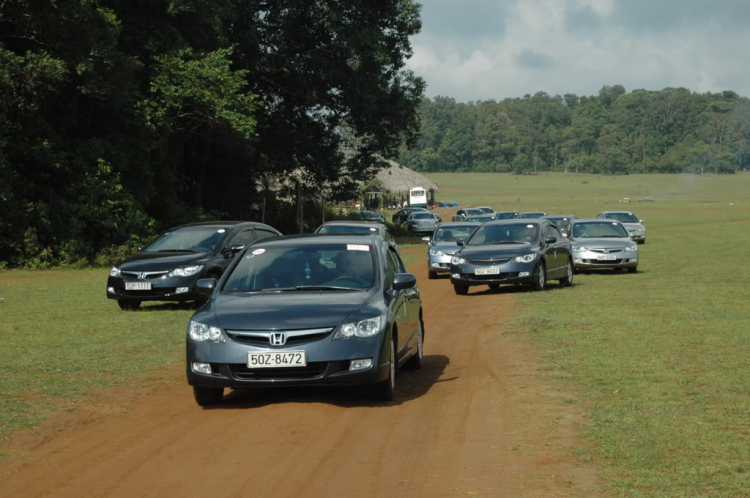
(363, 159), (439, 195)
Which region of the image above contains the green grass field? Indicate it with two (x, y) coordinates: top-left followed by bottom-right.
(427, 172), (750, 497)
(1, 172), (748, 496)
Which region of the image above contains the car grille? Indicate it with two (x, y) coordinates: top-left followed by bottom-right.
(589, 259), (623, 265)
(229, 362), (328, 380)
(121, 287), (176, 297)
(467, 272), (512, 281)
(467, 258), (512, 265)
(588, 248), (623, 254)
(121, 271), (169, 280)
(227, 330), (331, 346)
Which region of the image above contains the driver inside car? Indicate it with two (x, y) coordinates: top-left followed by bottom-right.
(334, 250), (373, 286)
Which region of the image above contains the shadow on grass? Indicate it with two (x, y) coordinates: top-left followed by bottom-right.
(205, 354), (451, 410)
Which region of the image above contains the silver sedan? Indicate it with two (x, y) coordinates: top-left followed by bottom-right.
(569, 219), (639, 273)
(597, 211), (646, 244)
(423, 223), (481, 279)
(406, 211), (441, 234)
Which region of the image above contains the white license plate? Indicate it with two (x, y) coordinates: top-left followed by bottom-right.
(597, 255), (617, 261)
(125, 282), (151, 290)
(475, 267), (500, 275)
(247, 351), (306, 368)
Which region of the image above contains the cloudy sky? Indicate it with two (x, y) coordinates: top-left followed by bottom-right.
(406, 0), (750, 102)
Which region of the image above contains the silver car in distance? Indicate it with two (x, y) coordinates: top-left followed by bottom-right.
(597, 211), (646, 244)
(423, 222), (481, 279)
(569, 219), (639, 273)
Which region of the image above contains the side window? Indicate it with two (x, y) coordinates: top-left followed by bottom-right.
(224, 230), (255, 249)
(253, 229), (278, 241)
(549, 225), (563, 239)
(383, 249), (397, 289)
(391, 250), (407, 273)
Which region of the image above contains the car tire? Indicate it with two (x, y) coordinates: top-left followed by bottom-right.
(638, 240), (645, 245)
(428, 271), (437, 279)
(453, 284), (469, 295)
(559, 260), (574, 287)
(531, 261), (546, 291)
(117, 299), (141, 311)
(627, 266), (638, 274)
(372, 338), (397, 401)
(193, 386), (224, 406)
(404, 318), (424, 371)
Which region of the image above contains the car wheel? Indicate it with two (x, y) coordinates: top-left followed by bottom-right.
(531, 261), (546, 291)
(428, 271), (437, 279)
(404, 318), (424, 371)
(627, 266), (638, 274)
(453, 284), (469, 295)
(638, 240), (645, 245)
(117, 299), (141, 311)
(559, 259), (574, 287)
(372, 338), (397, 401)
(192, 386), (224, 406)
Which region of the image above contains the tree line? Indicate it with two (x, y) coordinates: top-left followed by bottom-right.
(0, 0), (424, 267)
(398, 85), (750, 175)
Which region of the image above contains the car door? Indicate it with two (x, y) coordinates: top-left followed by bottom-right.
(392, 248), (420, 351)
(542, 223), (565, 276)
(382, 245), (409, 357)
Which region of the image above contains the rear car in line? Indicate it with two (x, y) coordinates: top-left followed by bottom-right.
(449, 219), (573, 295)
(542, 215), (578, 238)
(423, 222), (481, 279)
(315, 221), (399, 253)
(185, 234), (424, 405)
(107, 221), (281, 310)
(406, 211), (440, 234)
(518, 211), (548, 219)
(495, 211), (519, 220)
(597, 211), (646, 244)
(452, 208), (485, 222)
(569, 219), (639, 273)
(392, 207), (429, 225)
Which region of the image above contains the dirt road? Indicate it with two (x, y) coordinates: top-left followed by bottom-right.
(0, 253), (603, 497)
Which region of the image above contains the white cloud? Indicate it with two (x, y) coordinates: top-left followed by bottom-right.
(406, 0), (750, 101)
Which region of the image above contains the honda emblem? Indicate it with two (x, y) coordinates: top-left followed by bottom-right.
(138, 272), (147, 280)
(269, 333), (286, 346)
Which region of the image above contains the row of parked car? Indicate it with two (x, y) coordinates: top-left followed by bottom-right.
(421, 206), (646, 295)
(106, 219), (424, 406)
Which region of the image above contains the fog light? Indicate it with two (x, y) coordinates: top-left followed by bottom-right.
(431, 262), (440, 267)
(107, 286), (115, 293)
(451, 273), (460, 279)
(574, 259), (583, 264)
(349, 358), (373, 371)
(192, 362), (212, 374)
(519, 271), (530, 277)
(176, 287), (190, 294)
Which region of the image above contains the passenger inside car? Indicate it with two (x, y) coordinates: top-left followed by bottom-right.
(333, 250), (373, 287)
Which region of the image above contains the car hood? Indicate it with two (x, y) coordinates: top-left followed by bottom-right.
(458, 244), (533, 260)
(571, 238), (633, 248)
(432, 242), (462, 255)
(622, 222), (645, 230)
(212, 291), (374, 330)
(119, 251), (209, 271)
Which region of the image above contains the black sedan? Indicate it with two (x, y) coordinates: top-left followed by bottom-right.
(392, 207), (429, 225)
(315, 221), (399, 252)
(106, 221), (281, 310)
(185, 234), (424, 406)
(449, 219), (573, 294)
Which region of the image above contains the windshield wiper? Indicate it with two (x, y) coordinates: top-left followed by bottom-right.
(261, 286), (366, 292)
(491, 241), (530, 245)
(156, 249), (199, 253)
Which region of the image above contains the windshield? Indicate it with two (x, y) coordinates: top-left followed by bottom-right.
(223, 243), (375, 292)
(496, 212), (518, 219)
(411, 213), (434, 219)
(468, 223), (539, 245)
(434, 225), (476, 242)
(362, 211), (382, 219)
(466, 217), (490, 222)
(465, 209), (483, 216)
(142, 227), (228, 253)
(411, 189), (425, 196)
(317, 225), (377, 235)
(519, 212), (545, 218)
(572, 222), (629, 238)
(548, 217), (571, 228)
(479, 207), (494, 214)
(603, 212), (639, 223)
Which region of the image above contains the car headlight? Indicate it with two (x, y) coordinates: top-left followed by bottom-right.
(109, 266), (121, 277)
(188, 321), (226, 343)
(514, 254), (536, 263)
(169, 265), (204, 277)
(333, 316), (383, 340)
(429, 249), (444, 256)
(451, 256), (466, 265)
(572, 246), (589, 252)
(624, 245), (638, 252)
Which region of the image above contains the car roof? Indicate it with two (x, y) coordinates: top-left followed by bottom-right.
(599, 210), (635, 215)
(171, 221), (277, 230)
(497, 211), (519, 213)
(573, 218), (623, 223)
(254, 233), (385, 247)
(319, 220), (383, 226)
(436, 221), (482, 227)
(541, 214), (577, 219)
(482, 219), (545, 226)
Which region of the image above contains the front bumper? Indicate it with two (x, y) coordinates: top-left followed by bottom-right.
(572, 250), (638, 269)
(427, 253), (457, 273)
(628, 232), (646, 242)
(449, 261), (536, 287)
(106, 274), (201, 302)
(186, 333), (390, 389)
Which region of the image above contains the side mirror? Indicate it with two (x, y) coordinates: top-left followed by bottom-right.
(457, 240), (465, 246)
(230, 244), (245, 255)
(421, 237), (431, 243)
(544, 236), (557, 244)
(196, 278), (217, 296)
(393, 273), (417, 291)
(640, 220), (645, 224)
